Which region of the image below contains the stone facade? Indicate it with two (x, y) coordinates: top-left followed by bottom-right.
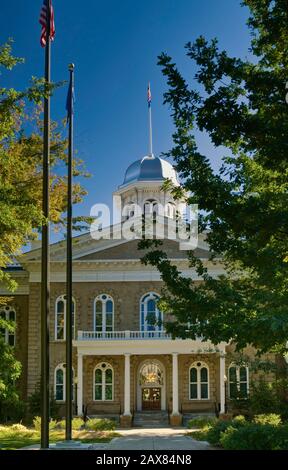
(1, 240), (277, 427)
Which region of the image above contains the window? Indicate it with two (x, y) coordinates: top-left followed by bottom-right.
(139, 362), (164, 386)
(94, 363), (113, 401)
(0, 306), (16, 346)
(144, 199), (158, 216)
(140, 293), (163, 331)
(123, 203), (135, 220)
(166, 202), (176, 219)
(189, 362), (209, 400)
(54, 364), (74, 401)
(55, 295), (76, 341)
(94, 294), (114, 332)
(228, 365), (249, 399)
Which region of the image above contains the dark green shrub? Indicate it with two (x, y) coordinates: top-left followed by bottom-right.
(0, 398), (26, 423)
(205, 420), (233, 445)
(274, 424), (288, 450)
(28, 382), (59, 420)
(249, 380), (279, 415)
(205, 417), (247, 445)
(248, 379), (288, 420)
(220, 423), (288, 450)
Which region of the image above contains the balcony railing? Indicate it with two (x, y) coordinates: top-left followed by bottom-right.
(77, 330), (172, 341)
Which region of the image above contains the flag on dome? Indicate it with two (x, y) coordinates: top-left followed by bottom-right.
(147, 83), (152, 107)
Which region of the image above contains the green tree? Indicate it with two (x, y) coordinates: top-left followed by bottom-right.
(140, 0), (288, 353)
(0, 40), (89, 290)
(0, 312), (22, 421)
(0, 40), (89, 414)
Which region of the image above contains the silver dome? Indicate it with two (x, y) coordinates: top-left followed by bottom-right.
(121, 156), (178, 187)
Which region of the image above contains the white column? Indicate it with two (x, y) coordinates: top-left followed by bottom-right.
(172, 353), (179, 415)
(124, 353), (131, 416)
(220, 353), (226, 414)
(77, 353), (83, 416)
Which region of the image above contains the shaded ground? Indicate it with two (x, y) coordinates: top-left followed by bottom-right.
(0, 426), (118, 450)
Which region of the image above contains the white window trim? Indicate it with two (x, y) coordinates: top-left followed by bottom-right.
(0, 307), (16, 346)
(93, 363), (114, 401)
(54, 364), (75, 402)
(93, 294), (114, 333)
(143, 199), (159, 215)
(166, 202), (176, 218)
(140, 292), (163, 332)
(228, 364), (249, 399)
(189, 362), (210, 400)
(54, 295), (76, 341)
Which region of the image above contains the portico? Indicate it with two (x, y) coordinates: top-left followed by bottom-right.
(74, 332), (227, 426)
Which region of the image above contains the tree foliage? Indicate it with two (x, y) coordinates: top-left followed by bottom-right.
(0, 40), (89, 291)
(140, 0), (288, 353)
(0, 40), (90, 413)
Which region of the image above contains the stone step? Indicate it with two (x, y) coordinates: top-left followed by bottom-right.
(133, 411), (169, 428)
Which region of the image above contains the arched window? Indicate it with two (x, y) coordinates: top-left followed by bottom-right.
(166, 202), (176, 219)
(144, 199), (158, 216)
(54, 364), (74, 401)
(94, 362), (113, 401)
(229, 364), (249, 399)
(55, 295), (76, 341)
(140, 293), (163, 331)
(55, 365), (65, 401)
(94, 294), (114, 332)
(0, 306), (16, 346)
(189, 362), (209, 400)
(123, 202), (135, 220)
(139, 362), (164, 386)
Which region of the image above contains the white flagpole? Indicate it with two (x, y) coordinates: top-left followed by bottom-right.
(148, 83), (153, 157)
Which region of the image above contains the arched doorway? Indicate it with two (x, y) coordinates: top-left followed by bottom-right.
(137, 360), (166, 411)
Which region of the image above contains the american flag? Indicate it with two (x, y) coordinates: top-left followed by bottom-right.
(39, 0), (55, 48)
(147, 83), (152, 107)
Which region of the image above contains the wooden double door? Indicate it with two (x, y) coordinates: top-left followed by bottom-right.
(142, 387), (161, 410)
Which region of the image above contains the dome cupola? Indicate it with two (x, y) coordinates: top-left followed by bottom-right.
(121, 155), (179, 188)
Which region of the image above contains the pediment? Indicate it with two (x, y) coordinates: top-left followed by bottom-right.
(76, 238), (210, 261)
(20, 223), (212, 264)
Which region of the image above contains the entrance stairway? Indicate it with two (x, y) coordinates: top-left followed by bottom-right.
(133, 411), (169, 428)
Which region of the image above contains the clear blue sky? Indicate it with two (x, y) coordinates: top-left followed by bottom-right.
(1, 0), (250, 236)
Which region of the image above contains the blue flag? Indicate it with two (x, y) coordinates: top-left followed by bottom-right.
(66, 74), (75, 122)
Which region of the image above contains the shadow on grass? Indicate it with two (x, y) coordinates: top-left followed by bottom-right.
(0, 428), (120, 450)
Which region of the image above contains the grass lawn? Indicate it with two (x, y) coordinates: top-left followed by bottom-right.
(0, 425), (120, 450)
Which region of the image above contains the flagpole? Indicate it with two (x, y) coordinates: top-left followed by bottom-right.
(149, 105), (153, 156)
(65, 63), (74, 442)
(41, 0), (51, 450)
(148, 83), (153, 157)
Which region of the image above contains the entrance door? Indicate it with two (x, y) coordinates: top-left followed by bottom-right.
(142, 388), (161, 410)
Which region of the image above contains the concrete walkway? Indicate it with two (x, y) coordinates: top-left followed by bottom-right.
(21, 428), (214, 451)
(102, 428), (213, 451)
